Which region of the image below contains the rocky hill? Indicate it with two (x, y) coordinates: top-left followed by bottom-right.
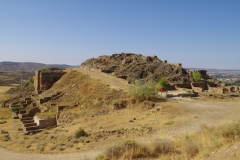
(0, 61), (76, 72)
(81, 53), (194, 84)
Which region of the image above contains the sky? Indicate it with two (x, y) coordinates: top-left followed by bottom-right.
(0, 0), (240, 69)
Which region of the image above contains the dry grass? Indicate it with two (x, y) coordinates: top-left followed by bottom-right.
(0, 107), (11, 120)
(97, 121), (240, 159)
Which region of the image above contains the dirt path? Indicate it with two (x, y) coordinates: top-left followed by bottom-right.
(73, 67), (128, 90)
(0, 147), (101, 160)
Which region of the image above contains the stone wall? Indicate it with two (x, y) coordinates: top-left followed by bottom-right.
(175, 84), (192, 89)
(208, 87), (224, 94)
(191, 82), (207, 93)
(226, 86), (239, 93)
(34, 115), (57, 129)
(192, 87), (203, 93)
(34, 69), (66, 93)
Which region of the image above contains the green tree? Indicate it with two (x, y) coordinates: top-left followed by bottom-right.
(156, 78), (168, 90)
(192, 72), (202, 82)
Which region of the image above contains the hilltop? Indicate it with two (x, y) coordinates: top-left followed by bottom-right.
(81, 53), (192, 84)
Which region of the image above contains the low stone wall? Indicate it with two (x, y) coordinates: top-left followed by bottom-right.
(34, 115), (57, 129)
(191, 83), (205, 93)
(192, 87), (203, 93)
(57, 105), (68, 113)
(80, 66), (129, 86)
(175, 84), (192, 89)
(208, 87), (224, 94)
(226, 86), (239, 93)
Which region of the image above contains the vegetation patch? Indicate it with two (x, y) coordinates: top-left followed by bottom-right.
(97, 121), (240, 159)
(0, 120), (7, 124)
(128, 80), (157, 100)
(192, 71), (202, 82)
(74, 128), (88, 138)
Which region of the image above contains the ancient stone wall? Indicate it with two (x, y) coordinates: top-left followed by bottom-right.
(191, 82), (207, 92)
(226, 86), (239, 93)
(34, 115), (57, 129)
(192, 87), (203, 93)
(175, 84), (192, 89)
(34, 69), (66, 93)
(208, 87), (224, 94)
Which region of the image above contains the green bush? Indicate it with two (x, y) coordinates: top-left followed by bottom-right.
(155, 77), (168, 90)
(74, 128), (88, 138)
(128, 80), (157, 100)
(41, 67), (50, 72)
(28, 76), (34, 83)
(192, 72), (202, 82)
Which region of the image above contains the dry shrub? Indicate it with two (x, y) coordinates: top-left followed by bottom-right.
(103, 139), (177, 160)
(151, 139), (175, 156)
(75, 128), (88, 138)
(183, 140), (200, 157)
(97, 122), (240, 160)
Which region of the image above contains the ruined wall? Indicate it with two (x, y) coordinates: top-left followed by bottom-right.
(226, 86), (239, 93)
(34, 70), (40, 93)
(34, 115), (57, 129)
(191, 82), (207, 92)
(192, 87), (203, 93)
(34, 69), (66, 93)
(208, 87), (224, 94)
(175, 84), (192, 89)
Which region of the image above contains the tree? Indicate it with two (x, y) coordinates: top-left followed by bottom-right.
(192, 72), (202, 82)
(156, 78), (168, 90)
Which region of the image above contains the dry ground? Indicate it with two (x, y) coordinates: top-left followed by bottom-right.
(1, 69), (240, 159)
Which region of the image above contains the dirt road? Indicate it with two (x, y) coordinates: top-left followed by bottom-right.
(0, 147), (101, 160)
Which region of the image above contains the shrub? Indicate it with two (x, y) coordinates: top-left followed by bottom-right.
(0, 120), (6, 124)
(155, 77), (168, 90)
(192, 72), (202, 82)
(28, 77), (34, 83)
(41, 67), (50, 72)
(74, 128), (88, 138)
(128, 80), (157, 100)
(151, 139), (175, 156)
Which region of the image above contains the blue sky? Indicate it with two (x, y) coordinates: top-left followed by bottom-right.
(0, 0), (240, 69)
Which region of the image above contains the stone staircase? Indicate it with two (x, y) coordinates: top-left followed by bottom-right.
(19, 107), (42, 135)
(21, 117), (42, 134)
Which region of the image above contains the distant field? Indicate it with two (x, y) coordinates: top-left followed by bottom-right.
(0, 86), (12, 94)
(0, 71), (34, 86)
(0, 86), (12, 102)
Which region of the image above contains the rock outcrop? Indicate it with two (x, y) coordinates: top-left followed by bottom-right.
(81, 53), (192, 84)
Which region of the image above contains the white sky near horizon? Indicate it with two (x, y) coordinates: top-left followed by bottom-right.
(0, 0), (240, 69)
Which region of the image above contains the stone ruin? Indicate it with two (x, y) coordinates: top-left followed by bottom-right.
(34, 68), (66, 94)
(1, 68), (68, 134)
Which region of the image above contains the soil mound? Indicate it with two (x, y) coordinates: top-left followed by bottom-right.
(81, 53), (192, 84)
